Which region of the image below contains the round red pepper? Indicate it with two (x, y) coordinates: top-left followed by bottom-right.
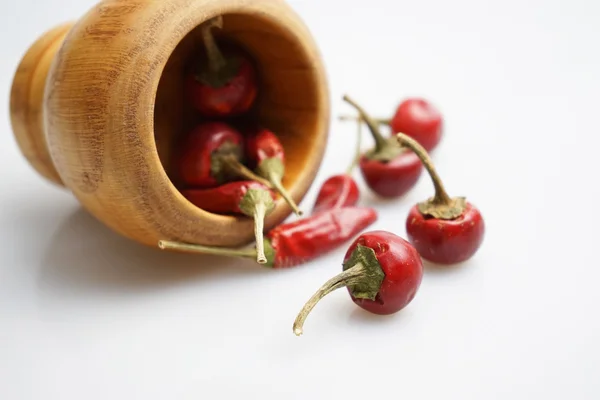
(177, 122), (270, 189)
(186, 16), (257, 117)
(245, 127), (303, 216)
(390, 98), (443, 152)
(397, 133), (485, 265)
(158, 207), (378, 268)
(292, 230), (423, 335)
(343, 95), (423, 198)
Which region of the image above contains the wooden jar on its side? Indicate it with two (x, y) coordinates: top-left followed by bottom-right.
(10, 0), (330, 248)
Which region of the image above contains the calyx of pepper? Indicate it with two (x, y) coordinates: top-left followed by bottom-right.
(396, 132), (467, 220)
(257, 157), (303, 216)
(194, 16), (242, 88)
(418, 196), (467, 220)
(342, 245), (386, 300)
(292, 244), (385, 336)
(342, 95), (406, 163)
(239, 188), (276, 264)
(210, 141), (244, 183)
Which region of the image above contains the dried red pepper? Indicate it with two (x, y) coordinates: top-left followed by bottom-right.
(177, 122), (270, 188)
(158, 207), (378, 268)
(182, 181), (276, 263)
(343, 95), (423, 198)
(312, 119), (362, 214)
(186, 16), (258, 117)
(245, 128), (303, 216)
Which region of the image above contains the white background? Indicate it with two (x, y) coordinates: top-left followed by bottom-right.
(1, 0), (598, 399)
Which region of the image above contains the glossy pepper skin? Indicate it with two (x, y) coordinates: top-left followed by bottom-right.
(312, 175), (360, 214)
(178, 122), (243, 188)
(292, 230), (423, 335)
(267, 207), (378, 268)
(396, 132), (485, 265)
(406, 203), (484, 265)
(359, 152), (422, 198)
(158, 207), (378, 269)
(390, 98), (443, 152)
(343, 95), (423, 199)
(181, 181), (274, 215)
(187, 55), (257, 117)
(245, 127), (303, 216)
(345, 231), (423, 315)
(245, 128), (285, 167)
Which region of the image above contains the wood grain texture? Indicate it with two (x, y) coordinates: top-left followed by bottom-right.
(10, 23), (73, 186)
(11, 0), (329, 248)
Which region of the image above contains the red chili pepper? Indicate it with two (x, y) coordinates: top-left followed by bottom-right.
(186, 16), (257, 117)
(178, 122), (270, 188)
(182, 181), (276, 263)
(245, 127), (303, 215)
(293, 230), (423, 336)
(312, 119), (362, 214)
(158, 207), (378, 268)
(397, 133), (485, 264)
(342, 95), (423, 198)
(390, 98), (443, 152)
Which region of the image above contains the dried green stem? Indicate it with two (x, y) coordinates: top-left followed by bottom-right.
(201, 16), (227, 72)
(158, 240), (256, 259)
(293, 263), (366, 336)
(253, 202), (267, 264)
(346, 117), (363, 175)
(269, 173), (303, 216)
(343, 95), (388, 152)
(396, 132), (451, 205)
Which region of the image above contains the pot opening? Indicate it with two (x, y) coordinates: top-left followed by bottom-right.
(154, 12), (325, 215)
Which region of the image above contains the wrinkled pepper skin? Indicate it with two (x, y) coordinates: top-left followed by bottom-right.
(268, 207), (378, 268)
(345, 231), (423, 315)
(182, 181), (274, 215)
(406, 203), (484, 265)
(187, 55), (258, 117)
(178, 122), (243, 188)
(312, 175), (360, 214)
(359, 152), (423, 198)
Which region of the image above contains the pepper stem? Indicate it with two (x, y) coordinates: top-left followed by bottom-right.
(396, 132), (451, 205)
(293, 263), (366, 336)
(201, 16), (227, 72)
(346, 116), (363, 175)
(253, 201), (267, 264)
(339, 115), (391, 126)
(158, 240), (256, 259)
(343, 95), (388, 152)
(220, 155), (273, 188)
(269, 173), (303, 216)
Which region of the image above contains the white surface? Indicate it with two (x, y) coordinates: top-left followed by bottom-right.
(1, 0), (598, 399)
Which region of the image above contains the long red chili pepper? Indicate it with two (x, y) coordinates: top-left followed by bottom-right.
(244, 128), (303, 216)
(158, 207), (378, 268)
(177, 122), (270, 188)
(343, 95), (423, 198)
(312, 119), (362, 214)
(182, 181), (276, 263)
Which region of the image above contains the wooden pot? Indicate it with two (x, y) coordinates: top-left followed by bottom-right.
(10, 0), (330, 248)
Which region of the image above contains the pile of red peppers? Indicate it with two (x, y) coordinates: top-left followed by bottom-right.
(159, 16), (486, 336)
